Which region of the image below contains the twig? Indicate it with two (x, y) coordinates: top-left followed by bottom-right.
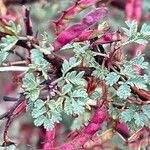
(3, 0), (38, 5)
(3, 96), (18, 102)
(23, 6), (33, 36)
(0, 96), (25, 120)
(0, 66), (29, 72)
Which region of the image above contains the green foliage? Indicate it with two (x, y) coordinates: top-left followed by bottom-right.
(120, 109), (135, 122)
(129, 52), (148, 69)
(65, 71), (86, 86)
(64, 96), (86, 115)
(7, 20), (22, 34)
(142, 105), (150, 120)
(60, 78), (89, 115)
(0, 35), (18, 63)
(117, 84), (131, 99)
(106, 72), (120, 86)
(92, 66), (108, 80)
(89, 87), (102, 100)
(0, 3), (150, 139)
(121, 51), (148, 78)
(22, 73), (40, 101)
(70, 111), (91, 130)
(30, 48), (50, 79)
(122, 20), (150, 45)
(31, 49), (49, 69)
(120, 105), (149, 129)
(62, 57), (81, 76)
(126, 76), (147, 90)
(32, 99), (62, 130)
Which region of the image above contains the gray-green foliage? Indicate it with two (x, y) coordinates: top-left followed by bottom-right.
(30, 48), (50, 79)
(60, 66), (89, 115)
(62, 57), (81, 76)
(33, 99), (62, 130)
(106, 72), (120, 86)
(115, 52), (149, 99)
(0, 35), (18, 63)
(122, 20), (150, 45)
(23, 54), (90, 130)
(2, 20), (149, 132)
(0, 21), (22, 64)
(117, 84), (131, 99)
(120, 105), (149, 129)
(23, 73), (40, 101)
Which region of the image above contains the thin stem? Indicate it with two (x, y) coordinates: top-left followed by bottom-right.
(0, 66), (29, 72)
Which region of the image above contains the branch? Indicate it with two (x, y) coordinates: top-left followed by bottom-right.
(0, 96), (27, 146)
(0, 96), (25, 120)
(0, 66), (29, 72)
(131, 86), (150, 101)
(3, 0), (38, 6)
(23, 6), (33, 36)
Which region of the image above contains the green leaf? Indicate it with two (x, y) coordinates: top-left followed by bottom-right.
(117, 84), (131, 99)
(135, 39), (148, 45)
(120, 109), (135, 122)
(0, 35), (18, 63)
(64, 97), (85, 115)
(8, 20), (22, 34)
(142, 105), (150, 119)
(71, 111), (90, 130)
(122, 21), (150, 46)
(32, 99), (62, 130)
(109, 105), (119, 118)
(121, 64), (137, 77)
(31, 49), (50, 75)
(61, 83), (73, 95)
(34, 115), (46, 126)
(140, 23), (150, 36)
(49, 111), (62, 123)
(23, 73), (40, 90)
(144, 73), (150, 84)
(0, 51), (9, 64)
(0, 35), (18, 51)
(126, 76), (147, 90)
(62, 57), (81, 75)
(134, 112), (147, 127)
(131, 52), (148, 69)
(106, 72), (120, 86)
(65, 71), (86, 86)
(34, 99), (45, 109)
(43, 118), (54, 130)
(26, 101), (34, 111)
(92, 67), (108, 80)
(29, 89), (40, 101)
(89, 87), (102, 100)
(121, 52), (148, 78)
(71, 89), (88, 98)
(125, 20), (138, 38)
(32, 107), (47, 118)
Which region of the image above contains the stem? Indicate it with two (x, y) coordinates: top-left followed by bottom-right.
(0, 66), (29, 72)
